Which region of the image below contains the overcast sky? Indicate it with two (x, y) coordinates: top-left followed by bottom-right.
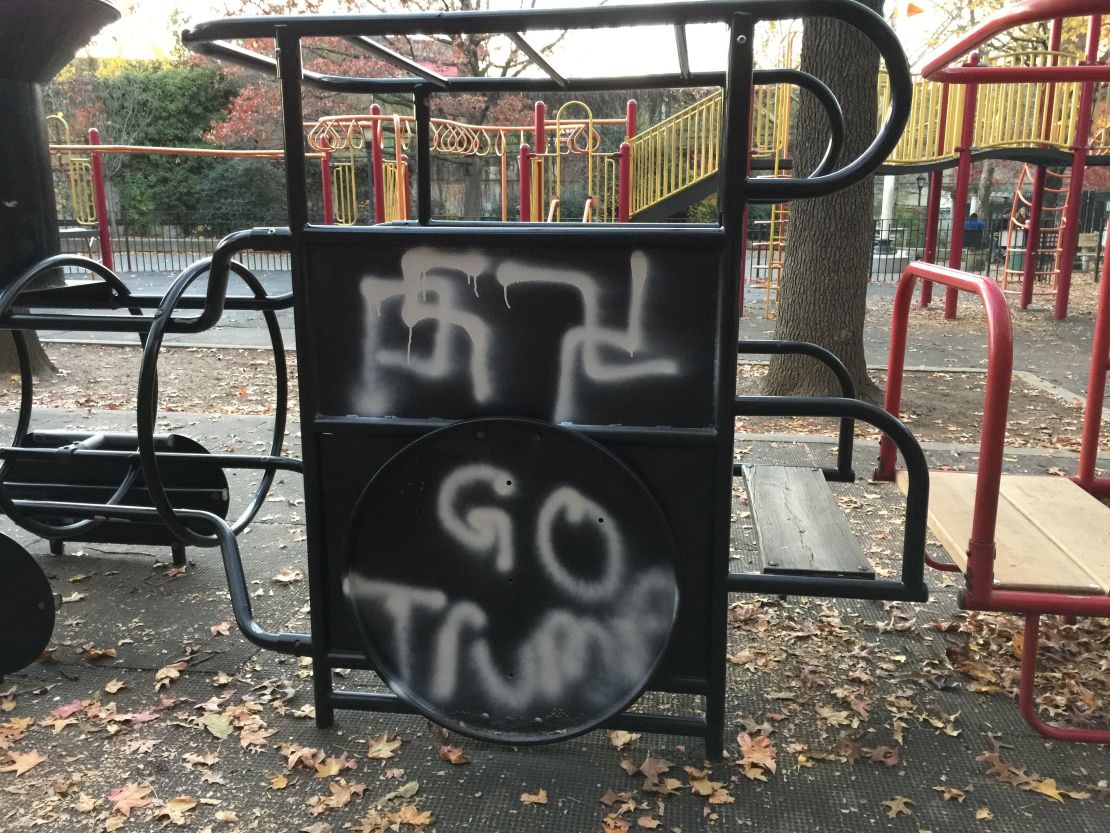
(85, 0), (941, 73)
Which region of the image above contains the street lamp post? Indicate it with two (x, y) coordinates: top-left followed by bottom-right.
(916, 173), (928, 207)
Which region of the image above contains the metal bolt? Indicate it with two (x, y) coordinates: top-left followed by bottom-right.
(736, 35), (747, 44)
(767, 560), (778, 566)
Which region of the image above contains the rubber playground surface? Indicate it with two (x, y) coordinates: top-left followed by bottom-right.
(0, 281), (1108, 833)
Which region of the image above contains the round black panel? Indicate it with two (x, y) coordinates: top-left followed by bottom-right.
(0, 533), (55, 674)
(343, 418), (679, 744)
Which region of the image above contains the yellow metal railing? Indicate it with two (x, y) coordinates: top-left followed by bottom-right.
(629, 91), (724, 216)
(47, 114), (97, 226)
(381, 159), (408, 221)
(331, 160), (358, 224)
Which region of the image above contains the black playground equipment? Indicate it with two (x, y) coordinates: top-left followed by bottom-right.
(0, 0), (930, 758)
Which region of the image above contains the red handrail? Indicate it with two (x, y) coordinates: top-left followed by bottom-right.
(877, 262), (1014, 606)
(919, 0), (1110, 78)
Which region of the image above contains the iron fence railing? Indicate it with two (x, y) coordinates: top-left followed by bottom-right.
(54, 212), (1104, 283)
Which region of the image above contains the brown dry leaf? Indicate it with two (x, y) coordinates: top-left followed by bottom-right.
(639, 756), (672, 786)
(267, 774), (289, 790)
(866, 746), (901, 767)
(62, 591), (86, 603)
(619, 759), (639, 776)
(437, 744), (469, 765)
(0, 749), (46, 776)
(738, 732), (777, 774)
(299, 824), (332, 833)
(81, 645), (117, 663)
(708, 787), (735, 804)
(1028, 778), (1065, 803)
(389, 804), (433, 827)
(367, 732), (402, 759)
(882, 796), (914, 817)
(607, 730), (641, 750)
(104, 679), (127, 694)
(273, 567), (304, 585)
(636, 817), (662, 829)
(210, 621), (231, 636)
(976, 806), (994, 820)
(214, 809), (238, 823)
(155, 660), (188, 691)
(350, 809), (389, 833)
(520, 788), (549, 805)
(182, 752), (219, 768)
(154, 795), (198, 826)
(0, 698), (14, 712)
(934, 785), (966, 802)
(240, 727), (277, 749)
(73, 793), (99, 813)
(816, 704), (853, 727)
(314, 757), (346, 778)
(603, 814), (631, 832)
(104, 816), (127, 832)
(109, 784), (154, 817)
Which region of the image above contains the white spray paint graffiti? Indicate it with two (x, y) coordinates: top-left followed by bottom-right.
(355, 248), (680, 421)
(437, 464), (517, 574)
(355, 468), (675, 716)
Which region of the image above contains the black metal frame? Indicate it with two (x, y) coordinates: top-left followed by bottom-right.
(168, 0), (922, 757)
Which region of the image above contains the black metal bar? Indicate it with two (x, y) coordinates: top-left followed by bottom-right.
(414, 91), (432, 225)
(0, 447), (302, 473)
(329, 690), (419, 714)
(344, 35), (448, 87)
(728, 573), (926, 600)
(11, 502), (311, 654)
(737, 340), (856, 476)
(733, 396), (929, 599)
(750, 68), (844, 181)
(508, 32), (567, 87)
(604, 712), (708, 737)
(674, 24), (691, 79)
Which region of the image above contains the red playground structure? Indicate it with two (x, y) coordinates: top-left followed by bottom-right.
(877, 0), (1110, 744)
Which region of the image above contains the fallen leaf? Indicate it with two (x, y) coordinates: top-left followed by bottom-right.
(976, 806), (993, 820)
(74, 793), (99, 812)
(1029, 778), (1065, 803)
(104, 679), (127, 694)
(212, 671), (233, 687)
(81, 645), (116, 663)
(155, 660), (188, 690)
(215, 809), (238, 823)
(639, 757), (672, 786)
(934, 785), (966, 802)
(389, 804), (433, 827)
(154, 795), (197, 825)
(109, 784), (153, 816)
(636, 817), (661, 829)
(210, 621), (231, 636)
(438, 744), (469, 765)
(521, 788), (549, 805)
(883, 796), (914, 817)
(203, 713), (234, 739)
(0, 749), (46, 776)
(268, 774), (289, 790)
(382, 780), (419, 802)
(367, 732), (402, 759)
(62, 591), (86, 603)
(273, 567), (304, 584)
(607, 730), (641, 750)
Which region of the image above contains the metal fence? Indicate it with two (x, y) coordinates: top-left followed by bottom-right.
(56, 212), (1103, 281)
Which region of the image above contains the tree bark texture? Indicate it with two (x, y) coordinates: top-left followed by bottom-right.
(764, 1), (883, 401)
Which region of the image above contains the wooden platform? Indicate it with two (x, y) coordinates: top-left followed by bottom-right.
(742, 465), (874, 580)
(897, 471), (1110, 596)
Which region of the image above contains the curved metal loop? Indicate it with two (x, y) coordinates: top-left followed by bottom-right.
(751, 68), (845, 184)
(136, 259), (291, 548)
(744, 0), (912, 201)
(0, 259), (147, 539)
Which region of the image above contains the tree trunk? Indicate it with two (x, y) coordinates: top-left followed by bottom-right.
(977, 159), (996, 218)
(764, 0), (883, 402)
(463, 156), (484, 220)
(0, 330), (56, 376)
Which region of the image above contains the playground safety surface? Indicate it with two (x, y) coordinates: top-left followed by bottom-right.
(0, 407), (1107, 833)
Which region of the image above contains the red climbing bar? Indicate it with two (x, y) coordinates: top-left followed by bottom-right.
(319, 136), (334, 225)
(518, 143), (532, 222)
(370, 103), (386, 224)
(87, 127), (114, 272)
(879, 262), (1014, 604)
(1053, 13), (1101, 320)
(625, 99), (638, 139)
(945, 56), (980, 319)
(1075, 221), (1110, 497)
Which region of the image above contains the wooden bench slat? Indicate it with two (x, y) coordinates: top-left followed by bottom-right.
(742, 465), (874, 580)
(897, 471), (1107, 596)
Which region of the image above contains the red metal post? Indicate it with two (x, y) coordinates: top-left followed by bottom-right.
(518, 143), (532, 222)
(879, 261), (1013, 604)
(369, 103), (386, 223)
(533, 101), (546, 151)
(87, 127), (114, 271)
(1052, 14), (1100, 321)
(617, 142), (631, 223)
(319, 136), (334, 225)
(945, 56), (980, 319)
(919, 83), (950, 308)
(1076, 220), (1110, 495)
(625, 99), (638, 139)
(1021, 165), (1047, 308)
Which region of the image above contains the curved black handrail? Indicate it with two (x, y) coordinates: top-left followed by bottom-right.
(135, 258), (293, 547)
(752, 69), (845, 183)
